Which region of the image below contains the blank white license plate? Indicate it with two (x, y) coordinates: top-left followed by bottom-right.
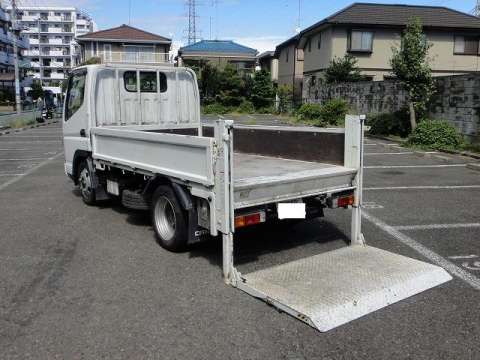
(277, 203), (306, 219)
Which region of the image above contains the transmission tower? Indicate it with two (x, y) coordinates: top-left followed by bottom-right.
(471, 0), (480, 17)
(186, 0), (198, 45)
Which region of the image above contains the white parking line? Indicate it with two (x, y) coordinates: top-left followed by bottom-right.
(364, 185), (480, 191)
(0, 141), (61, 144)
(365, 152), (414, 156)
(0, 152), (63, 192)
(5, 135), (61, 138)
(0, 173), (24, 177)
(364, 143), (377, 146)
(362, 210), (480, 290)
(0, 148), (32, 151)
(365, 164), (466, 169)
(0, 158), (47, 161)
(394, 223), (480, 230)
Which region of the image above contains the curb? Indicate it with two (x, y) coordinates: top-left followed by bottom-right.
(366, 134), (480, 161)
(0, 119), (60, 136)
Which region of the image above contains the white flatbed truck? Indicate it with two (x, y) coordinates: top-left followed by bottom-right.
(62, 64), (451, 332)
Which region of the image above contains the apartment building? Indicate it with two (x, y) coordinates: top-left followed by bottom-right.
(0, 5), (29, 95)
(13, 6), (97, 95)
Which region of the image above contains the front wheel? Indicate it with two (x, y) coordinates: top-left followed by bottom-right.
(151, 185), (188, 252)
(77, 160), (96, 205)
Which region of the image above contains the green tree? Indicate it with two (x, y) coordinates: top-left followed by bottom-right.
(277, 84), (293, 113)
(30, 80), (44, 100)
(250, 70), (275, 109)
(217, 64), (244, 107)
(324, 54), (364, 84)
(390, 17), (434, 130)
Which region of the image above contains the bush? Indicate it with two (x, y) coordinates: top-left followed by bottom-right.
(408, 120), (463, 150)
(236, 100), (255, 114)
(202, 103), (230, 115)
(368, 109), (411, 137)
(319, 99), (349, 126)
(277, 84), (293, 114)
(296, 103), (323, 121)
(296, 99), (348, 126)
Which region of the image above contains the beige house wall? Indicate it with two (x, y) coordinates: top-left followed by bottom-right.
(276, 42), (304, 100)
(303, 25), (480, 82)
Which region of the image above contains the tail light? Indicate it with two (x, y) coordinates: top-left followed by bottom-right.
(337, 194), (355, 208)
(328, 193), (355, 208)
(235, 210), (266, 229)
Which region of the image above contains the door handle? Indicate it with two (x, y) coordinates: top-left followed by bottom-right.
(80, 129), (86, 137)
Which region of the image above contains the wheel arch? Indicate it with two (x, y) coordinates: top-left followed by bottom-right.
(72, 150), (92, 184)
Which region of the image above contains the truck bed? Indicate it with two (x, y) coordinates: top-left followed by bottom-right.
(91, 125), (357, 209)
(233, 153), (356, 209)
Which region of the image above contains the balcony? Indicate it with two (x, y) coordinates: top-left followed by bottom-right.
(31, 62), (41, 68)
(23, 27), (39, 33)
(98, 51), (170, 64)
(24, 49), (40, 56)
(43, 72), (65, 80)
(29, 38), (39, 45)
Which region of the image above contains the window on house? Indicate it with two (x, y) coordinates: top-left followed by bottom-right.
(286, 49), (289, 62)
(124, 71), (137, 92)
(349, 30), (373, 52)
(454, 35), (479, 55)
(317, 34), (322, 49)
(308, 38), (311, 52)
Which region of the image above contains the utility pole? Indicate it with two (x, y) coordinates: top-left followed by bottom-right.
(11, 0), (21, 114)
(186, 0), (198, 45)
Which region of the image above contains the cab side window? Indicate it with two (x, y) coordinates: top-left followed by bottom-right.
(65, 71), (86, 120)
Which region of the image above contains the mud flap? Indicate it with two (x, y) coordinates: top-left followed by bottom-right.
(237, 245), (452, 332)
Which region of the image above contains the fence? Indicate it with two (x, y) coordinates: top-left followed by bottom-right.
(303, 73), (480, 143)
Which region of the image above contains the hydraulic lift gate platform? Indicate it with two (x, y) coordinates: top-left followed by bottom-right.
(238, 245), (451, 332)
(217, 116), (452, 332)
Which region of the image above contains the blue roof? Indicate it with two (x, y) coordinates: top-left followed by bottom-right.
(179, 40), (257, 55)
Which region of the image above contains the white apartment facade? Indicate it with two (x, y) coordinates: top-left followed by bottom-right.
(13, 6), (97, 95)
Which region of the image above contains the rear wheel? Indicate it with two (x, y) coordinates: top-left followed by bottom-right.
(77, 160), (96, 205)
(151, 185), (188, 252)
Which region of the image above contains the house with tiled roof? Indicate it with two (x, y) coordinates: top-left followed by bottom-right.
(296, 3), (480, 88)
(76, 24), (171, 64)
(177, 40), (258, 71)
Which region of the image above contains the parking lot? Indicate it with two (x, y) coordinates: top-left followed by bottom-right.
(0, 119), (479, 359)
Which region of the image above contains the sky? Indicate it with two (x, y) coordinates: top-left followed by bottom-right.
(15, 0), (479, 54)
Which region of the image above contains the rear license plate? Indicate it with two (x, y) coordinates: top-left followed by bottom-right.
(277, 203), (306, 219)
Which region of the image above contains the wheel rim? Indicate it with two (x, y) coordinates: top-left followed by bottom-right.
(79, 167), (92, 200)
(154, 196), (176, 241)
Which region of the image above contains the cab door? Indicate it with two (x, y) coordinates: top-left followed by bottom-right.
(62, 69), (89, 176)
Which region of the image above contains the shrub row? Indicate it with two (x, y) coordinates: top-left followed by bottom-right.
(296, 99), (349, 126)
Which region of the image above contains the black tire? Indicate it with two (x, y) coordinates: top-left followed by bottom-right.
(77, 160), (96, 205)
(151, 185), (188, 252)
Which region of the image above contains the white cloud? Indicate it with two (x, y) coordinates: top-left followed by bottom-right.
(229, 35), (288, 54)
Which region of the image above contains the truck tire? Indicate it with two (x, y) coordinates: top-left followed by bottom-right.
(151, 185), (188, 252)
(77, 160), (96, 205)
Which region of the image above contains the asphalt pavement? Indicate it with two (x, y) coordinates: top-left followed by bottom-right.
(0, 118), (479, 359)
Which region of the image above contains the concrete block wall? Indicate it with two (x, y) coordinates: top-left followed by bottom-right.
(303, 73), (480, 143)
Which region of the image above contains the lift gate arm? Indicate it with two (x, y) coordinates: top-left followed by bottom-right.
(214, 117), (451, 332)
